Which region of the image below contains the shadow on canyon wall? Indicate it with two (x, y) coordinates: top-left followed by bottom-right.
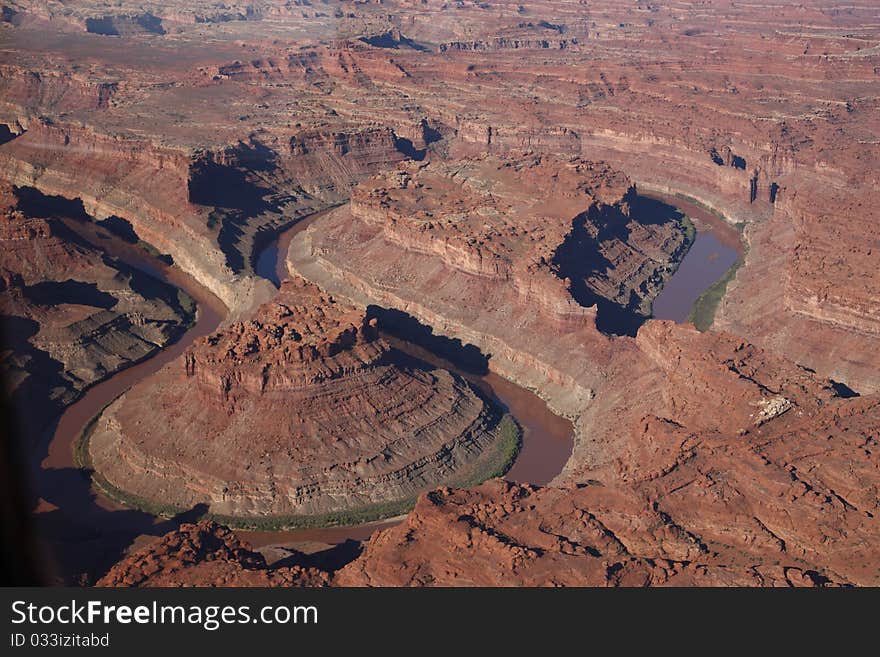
(1, 321), (214, 584)
(366, 305), (490, 375)
(188, 145), (297, 274)
(0, 318), (145, 585)
(14, 185), (91, 222)
(394, 120), (443, 161)
(1, 190), (211, 583)
(359, 32), (429, 52)
(85, 13), (165, 36)
(1, 316), (69, 445)
(13, 186), (188, 318)
(275, 539), (364, 574)
(552, 194), (685, 337)
(830, 380), (860, 399)
(0, 124), (18, 146)
(97, 215), (139, 244)
(24, 280), (117, 309)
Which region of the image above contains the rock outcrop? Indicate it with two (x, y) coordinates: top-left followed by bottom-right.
(5, 0), (877, 386)
(289, 156), (690, 433)
(346, 156), (687, 323)
(97, 521), (328, 587)
(87, 277), (514, 518)
(0, 182), (191, 440)
(339, 382), (880, 586)
(105, 374), (879, 588)
(3, 0), (880, 587)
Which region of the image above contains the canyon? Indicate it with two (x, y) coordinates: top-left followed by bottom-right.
(1, 0), (878, 587)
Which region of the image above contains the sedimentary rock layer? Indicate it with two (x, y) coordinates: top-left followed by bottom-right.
(104, 323), (878, 587)
(339, 363), (880, 586)
(348, 156), (688, 322)
(0, 119), (406, 316)
(289, 156), (689, 431)
(0, 182), (190, 439)
(3, 1), (877, 386)
(3, 0), (879, 587)
(88, 277), (509, 517)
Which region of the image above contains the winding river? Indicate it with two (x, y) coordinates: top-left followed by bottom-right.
(33, 191), (742, 579)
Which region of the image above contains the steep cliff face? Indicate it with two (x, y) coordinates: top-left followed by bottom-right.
(182, 277), (387, 399)
(0, 118), (408, 315)
(714, 184), (880, 393)
(0, 121), (258, 311)
(6, 0), (875, 382)
(101, 386), (878, 587)
(287, 156), (693, 434)
(189, 125), (407, 278)
(287, 154), (861, 565)
(87, 277), (513, 518)
(0, 183), (191, 439)
(332, 155), (688, 331)
(4, 0), (880, 587)
(2, 0), (334, 34)
(340, 385), (880, 587)
(0, 64), (118, 123)
(380, 1), (880, 392)
(106, 365), (878, 587)
(435, 18), (580, 53)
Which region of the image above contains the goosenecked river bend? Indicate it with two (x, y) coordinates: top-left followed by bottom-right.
(33, 192), (742, 579)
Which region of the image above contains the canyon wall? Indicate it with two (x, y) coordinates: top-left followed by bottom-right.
(3, 0), (879, 586)
(0, 181), (191, 440)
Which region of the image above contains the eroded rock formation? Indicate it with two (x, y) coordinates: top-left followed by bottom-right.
(97, 521), (328, 587)
(3, 0), (879, 587)
(103, 324), (878, 587)
(347, 156), (688, 325)
(4, 1), (877, 382)
(0, 182), (191, 439)
(339, 384), (880, 587)
(87, 277), (513, 517)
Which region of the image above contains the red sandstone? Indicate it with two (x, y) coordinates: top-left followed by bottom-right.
(2, 0), (879, 587)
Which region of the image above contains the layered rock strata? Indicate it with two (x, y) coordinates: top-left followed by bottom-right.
(88, 277), (510, 517)
(0, 120), (406, 316)
(290, 156), (689, 425)
(4, 1), (877, 388)
(0, 183), (191, 439)
(104, 324), (879, 587)
(339, 332), (880, 586)
(2, 0), (880, 587)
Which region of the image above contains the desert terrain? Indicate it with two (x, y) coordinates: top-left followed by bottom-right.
(0, 0), (878, 586)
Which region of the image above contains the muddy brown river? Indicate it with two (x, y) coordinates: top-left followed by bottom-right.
(32, 193), (741, 580)
(648, 194), (743, 322)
